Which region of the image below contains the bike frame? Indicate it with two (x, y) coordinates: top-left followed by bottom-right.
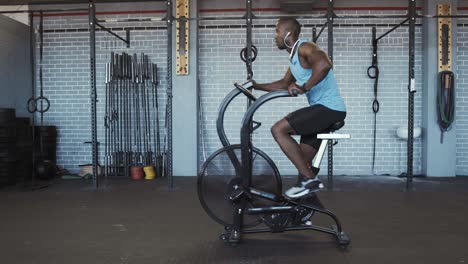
(213, 82), (348, 244)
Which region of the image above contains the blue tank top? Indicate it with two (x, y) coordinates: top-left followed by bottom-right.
(289, 40), (346, 112)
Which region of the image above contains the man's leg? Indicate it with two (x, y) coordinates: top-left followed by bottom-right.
(271, 118), (314, 179)
(275, 105), (345, 198)
(299, 142), (318, 176)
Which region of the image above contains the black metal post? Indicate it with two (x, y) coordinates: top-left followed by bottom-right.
(327, 0), (334, 61)
(29, 11), (37, 186)
(327, 0), (334, 190)
(244, 0), (254, 188)
(89, 0), (99, 189)
(246, 0), (253, 81)
(166, 0), (174, 189)
(126, 29), (131, 48)
(29, 11), (35, 113)
(407, 0), (416, 191)
(39, 11), (44, 127)
(313, 27), (317, 43)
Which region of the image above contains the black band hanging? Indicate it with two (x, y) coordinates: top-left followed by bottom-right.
(240, 45), (257, 79)
(437, 71), (455, 143)
(242, 0), (255, 80)
(28, 11), (50, 116)
(367, 27), (380, 174)
(365, 21), (408, 173)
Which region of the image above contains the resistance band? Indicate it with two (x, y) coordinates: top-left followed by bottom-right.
(367, 27), (379, 174)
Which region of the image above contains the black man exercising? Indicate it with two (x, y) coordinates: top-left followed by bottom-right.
(252, 18), (346, 198)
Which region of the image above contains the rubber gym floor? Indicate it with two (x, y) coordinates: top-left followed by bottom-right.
(1, 176), (467, 264)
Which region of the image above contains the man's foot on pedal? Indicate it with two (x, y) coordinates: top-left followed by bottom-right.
(284, 175), (324, 199)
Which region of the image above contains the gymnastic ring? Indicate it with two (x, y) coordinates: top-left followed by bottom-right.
(367, 65), (379, 79)
(104, 114), (110, 128)
(240, 45), (258, 63)
(34, 96), (50, 113)
(27, 97), (37, 113)
(372, 99), (380, 114)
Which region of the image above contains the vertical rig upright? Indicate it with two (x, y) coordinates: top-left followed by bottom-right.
(29, 11), (37, 186)
(89, 0), (99, 189)
(245, 0), (253, 81)
(407, 0), (416, 190)
(245, 0), (254, 188)
(327, 0), (334, 190)
(167, 0), (174, 188)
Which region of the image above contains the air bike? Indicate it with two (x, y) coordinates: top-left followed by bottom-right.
(197, 80), (350, 248)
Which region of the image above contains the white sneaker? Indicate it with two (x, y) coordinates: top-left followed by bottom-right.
(284, 175), (324, 199)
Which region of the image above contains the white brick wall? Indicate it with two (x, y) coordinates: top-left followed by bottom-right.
(34, 5), (468, 177)
(34, 13), (168, 173)
(198, 10), (423, 177)
(457, 13), (468, 175)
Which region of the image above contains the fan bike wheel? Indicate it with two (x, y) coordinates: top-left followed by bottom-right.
(198, 144), (281, 228)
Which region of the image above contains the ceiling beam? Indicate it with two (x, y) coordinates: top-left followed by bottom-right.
(0, 0), (165, 5)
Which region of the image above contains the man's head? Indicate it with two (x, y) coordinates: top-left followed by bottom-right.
(275, 17), (301, 50)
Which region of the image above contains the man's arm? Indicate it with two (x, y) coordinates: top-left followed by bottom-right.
(252, 68), (295, 92)
(300, 43), (333, 92)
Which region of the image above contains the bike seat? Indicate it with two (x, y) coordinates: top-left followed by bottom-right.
(327, 121), (345, 132)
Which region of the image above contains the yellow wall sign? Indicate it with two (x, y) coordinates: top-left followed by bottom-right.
(176, 0), (189, 75)
(437, 4), (452, 72)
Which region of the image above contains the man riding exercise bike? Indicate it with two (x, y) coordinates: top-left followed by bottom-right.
(252, 18), (347, 199)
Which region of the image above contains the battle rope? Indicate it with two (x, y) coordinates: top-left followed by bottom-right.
(437, 71), (455, 143)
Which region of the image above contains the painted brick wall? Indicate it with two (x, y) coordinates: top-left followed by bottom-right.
(35, 2), (465, 177)
(457, 13), (468, 176)
(34, 12), (168, 173)
(198, 9), (423, 177)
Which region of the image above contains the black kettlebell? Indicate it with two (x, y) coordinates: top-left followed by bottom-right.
(35, 160), (56, 180)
